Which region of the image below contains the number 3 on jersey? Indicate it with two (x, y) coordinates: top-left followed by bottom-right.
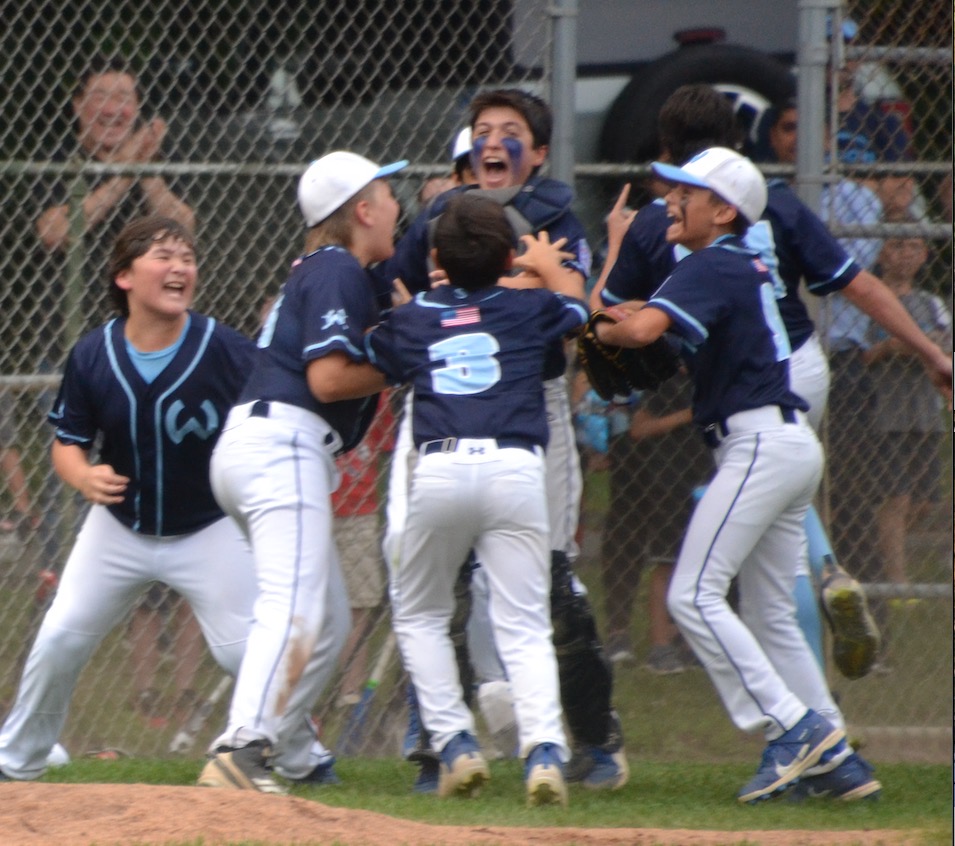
(430, 332), (501, 395)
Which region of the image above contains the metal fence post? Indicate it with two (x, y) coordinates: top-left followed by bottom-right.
(795, 0), (837, 215)
(549, 0), (578, 186)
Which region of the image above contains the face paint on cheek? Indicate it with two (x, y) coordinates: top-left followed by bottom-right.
(470, 135), (486, 173)
(502, 137), (523, 176)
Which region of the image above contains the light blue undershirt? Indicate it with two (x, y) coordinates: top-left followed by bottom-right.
(124, 315), (191, 384)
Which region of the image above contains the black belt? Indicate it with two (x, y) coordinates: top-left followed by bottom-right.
(420, 437), (539, 456)
(701, 406), (797, 449)
(248, 400), (337, 447)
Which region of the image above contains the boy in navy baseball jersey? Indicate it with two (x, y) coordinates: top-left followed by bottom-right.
(0, 216), (259, 781)
(596, 148), (874, 804)
(378, 87), (628, 794)
(198, 151), (404, 794)
(365, 193), (589, 807)
(592, 85), (947, 692)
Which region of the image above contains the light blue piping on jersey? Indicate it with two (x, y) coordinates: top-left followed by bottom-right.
(104, 320), (145, 531)
(650, 298), (708, 343)
(804, 257), (855, 292)
(305, 335), (363, 358)
(152, 317), (216, 535)
(651, 238), (753, 345)
(412, 287), (508, 307)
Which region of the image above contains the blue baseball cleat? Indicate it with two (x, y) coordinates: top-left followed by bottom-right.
(787, 752), (882, 802)
(737, 710), (845, 804)
(565, 744), (629, 790)
(525, 742), (567, 807)
(437, 732), (489, 798)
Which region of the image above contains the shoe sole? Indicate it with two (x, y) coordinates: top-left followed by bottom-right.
(527, 768), (568, 807)
(197, 755), (287, 795)
(789, 778), (882, 802)
(438, 757), (489, 798)
(834, 779), (882, 801)
(738, 728), (846, 804)
(825, 586), (880, 680)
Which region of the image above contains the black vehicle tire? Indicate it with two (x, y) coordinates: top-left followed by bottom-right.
(599, 43), (796, 163)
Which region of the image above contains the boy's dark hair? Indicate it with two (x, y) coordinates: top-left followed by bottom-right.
(658, 84), (738, 166)
(453, 154), (471, 182)
(433, 194), (514, 291)
(468, 88), (553, 149)
(74, 54), (139, 99)
(108, 216), (194, 316)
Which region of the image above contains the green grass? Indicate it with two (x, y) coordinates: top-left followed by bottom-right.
(40, 756), (951, 845)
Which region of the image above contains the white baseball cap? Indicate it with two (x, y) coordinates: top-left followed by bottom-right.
(450, 127), (472, 162)
(297, 151), (408, 227)
(652, 147), (767, 226)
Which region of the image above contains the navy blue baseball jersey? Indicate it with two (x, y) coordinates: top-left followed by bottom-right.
(602, 180), (863, 351)
(49, 312), (256, 536)
(241, 245), (383, 453)
(599, 199), (676, 302)
(377, 177), (592, 297)
(364, 285), (588, 448)
(646, 236), (808, 429)
(374, 177), (592, 382)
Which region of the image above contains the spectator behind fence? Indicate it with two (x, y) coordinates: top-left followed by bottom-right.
(0, 396), (37, 537)
(833, 16), (917, 220)
(28, 54), (198, 575)
(864, 220), (952, 593)
(32, 54), (194, 349)
(751, 96), (926, 616)
(753, 97), (884, 269)
(127, 584), (204, 729)
(597, 371), (711, 675)
(331, 393), (394, 708)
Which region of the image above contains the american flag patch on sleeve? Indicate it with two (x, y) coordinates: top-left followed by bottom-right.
(440, 306), (481, 327)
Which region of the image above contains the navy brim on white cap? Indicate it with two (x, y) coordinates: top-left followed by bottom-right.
(298, 151), (409, 227)
(651, 147), (767, 225)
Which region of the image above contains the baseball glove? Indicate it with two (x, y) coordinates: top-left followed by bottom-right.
(576, 310), (680, 400)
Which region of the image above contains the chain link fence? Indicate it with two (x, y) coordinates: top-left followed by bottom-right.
(812, 0), (952, 760)
(0, 0), (949, 767)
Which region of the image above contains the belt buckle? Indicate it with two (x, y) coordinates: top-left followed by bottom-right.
(423, 437), (458, 455)
(702, 423), (720, 449)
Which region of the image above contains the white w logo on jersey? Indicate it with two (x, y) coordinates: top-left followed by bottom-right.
(165, 400), (219, 444)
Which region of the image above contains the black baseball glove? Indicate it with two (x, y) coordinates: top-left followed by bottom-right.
(576, 310), (680, 400)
